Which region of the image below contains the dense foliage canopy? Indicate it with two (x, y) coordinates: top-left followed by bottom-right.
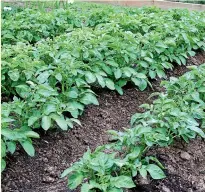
(1, 3), (205, 191)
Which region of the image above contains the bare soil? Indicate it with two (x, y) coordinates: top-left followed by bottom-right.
(2, 52), (205, 192)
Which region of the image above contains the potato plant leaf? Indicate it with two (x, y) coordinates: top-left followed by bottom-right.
(20, 140), (35, 157)
(111, 176), (136, 188)
(41, 116), (51, 130)
(146, 164), (166, 179)
(68, 172), (84, 190)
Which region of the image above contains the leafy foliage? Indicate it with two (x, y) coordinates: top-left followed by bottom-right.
(61, 65), (205, 191)
(1, 3), (122, 45)
(1, 3), (205, 174)
(1, 101), (40, 172)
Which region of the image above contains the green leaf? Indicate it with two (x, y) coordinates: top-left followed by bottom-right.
(1, 140), (6, 157)
(37, 71), (50, 84)
(1, 118), (15, 123)
(1, 129), (15, 140)
(131, 77), (140, 86)
(182, 33), (189, 43)
(61, 167), (74, 178)
(189, 126), (205, 138)
(162, 62), (172, 69)
(115, 85), (123, 95)
(24, 71), (33, 80)
(16, 84), (31, 98)
(132, 167), (138, 177)
(20, 140), (35, 157)
(85, 71), (96, 84)
(148, 156), (165, 169)
(106, 60), (118, 67)
(71, 118), (82, 126)
(68, 172), (84, 190)
(8, 69), (20, 81)
(71, 49), (80, 58)
(175, 57), (181, 65)
(55, 73), (62, 82)
(83, 51), (89, 59)
(96, 74), (105, 88)
(25, 131), (40, 138)
(28, 116), (39, 126)
(68, 102), (84, 111)
(188, 50), (195, 57)
(156, 42), (168, 49)
(66, 118), (74, 129)
(117, 79), (127, 87)
(198, 87), (205, 93)
(7, 141), (16, 154)
(156, 69), (165, 78)
(80, 93), (99, 105)
(69, 110), (79, 118)
(101, 64), (112, 75)
(155, 47), (164, 54)
(149, 70), (156, 79)
(1, 159), (6, 172)
(105, 79), (115, 90)
(114, 68), (122, 79)
(126, 147), (141, 159)
(108, 187), (123, 192)
(41, 116), (51, 130)
(139, 61), (148, 68)
(144, 57), (153, 63)
(123, 55), (129, 63)
(51, 115), (68, 130)
(179, 56), (186, 65)
(123, 68), (132, 78)
(44, 104), (57, 115)
(37, 85), (58, 97)
(138, 79), (148, 91)
(139, 167), (147, 179)
(111, 176), (135, 188)
(81, 183), (90, 192)
(135, 73), (146, 79)
(89, 180), (102, 190)
(146, 164), (166, 179)
(67, 90), (78, 99)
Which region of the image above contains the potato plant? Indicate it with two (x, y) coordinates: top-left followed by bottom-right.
(1, 3), (205, 173)
(1, 101), (40, 172)
(61, 64), (205, 192)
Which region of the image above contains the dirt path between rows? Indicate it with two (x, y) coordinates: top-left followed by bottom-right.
(2, 51), (205, 192)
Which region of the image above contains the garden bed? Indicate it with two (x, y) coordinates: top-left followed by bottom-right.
(2, 2), (205, 192)
(2, 52), (205, 192)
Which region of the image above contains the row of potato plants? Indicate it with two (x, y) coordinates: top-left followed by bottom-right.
(61, 64), (205, 192)
(3, 4), (205, 46)
(1, 5), (159, 45)
(1, 3), (124, 45)
(1, 7), (205, 171)
(2, 4), (172, 45)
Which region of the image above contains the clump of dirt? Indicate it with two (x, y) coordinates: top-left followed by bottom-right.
(132, 137), (205, 192)
(1, 51), (205, 192)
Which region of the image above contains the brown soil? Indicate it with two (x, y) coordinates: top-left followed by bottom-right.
(2, 51), (205, 192)
(134, 137), (205, 192)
